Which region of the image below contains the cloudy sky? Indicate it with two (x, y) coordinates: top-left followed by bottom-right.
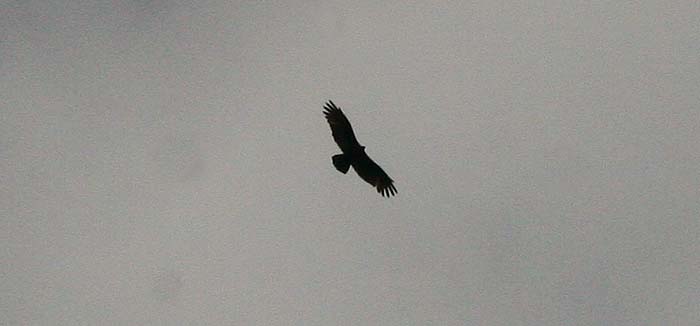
(2, 1), (699, 325)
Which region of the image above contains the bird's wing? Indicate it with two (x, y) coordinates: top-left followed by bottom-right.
(323, 100), (361, 153)
(353, 154), (397, 197)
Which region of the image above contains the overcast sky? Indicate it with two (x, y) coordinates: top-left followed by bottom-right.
(2, 1), (699, 325)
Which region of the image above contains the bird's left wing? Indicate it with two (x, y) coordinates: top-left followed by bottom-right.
(323, 100), (361, 153)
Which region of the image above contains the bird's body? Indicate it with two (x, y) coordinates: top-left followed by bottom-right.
(323, 100), (397, 197)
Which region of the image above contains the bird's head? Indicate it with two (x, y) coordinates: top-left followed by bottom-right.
(360, 146), (366, 152)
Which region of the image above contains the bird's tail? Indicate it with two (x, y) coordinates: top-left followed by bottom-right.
(332, 154), (351, 174)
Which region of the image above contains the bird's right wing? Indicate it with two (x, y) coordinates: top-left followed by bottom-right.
(323, 100), (360, 153)
(353, 154), (397, 197)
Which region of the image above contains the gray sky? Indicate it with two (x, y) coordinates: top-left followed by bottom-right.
(2, 1), (699, 325)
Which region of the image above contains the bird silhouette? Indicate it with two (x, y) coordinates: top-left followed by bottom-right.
(323, 100), (397, 197)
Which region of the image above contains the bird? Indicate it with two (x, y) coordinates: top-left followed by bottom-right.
(323, 100), (397, 197)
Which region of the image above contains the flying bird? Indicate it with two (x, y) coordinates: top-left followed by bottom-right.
(323, 100), (397, 197)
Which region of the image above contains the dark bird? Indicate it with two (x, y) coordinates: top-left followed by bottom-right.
(323, 100), (397, 197)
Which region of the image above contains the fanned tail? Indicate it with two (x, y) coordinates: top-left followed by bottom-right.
(332, 154), (350, 174)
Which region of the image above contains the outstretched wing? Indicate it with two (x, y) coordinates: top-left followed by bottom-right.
(323, 100), (361, 153)
(353, 153), (397, 197)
